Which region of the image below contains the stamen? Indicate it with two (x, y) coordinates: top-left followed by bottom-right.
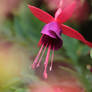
(43, 45), (51, 79)
(50, 47), (54, 71)
(32, 44), (44, 69)
(36, 44), (48, 68)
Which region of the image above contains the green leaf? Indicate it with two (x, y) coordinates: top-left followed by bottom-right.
(14, 88), (27, 92)
(90, 49), (92, 59)
(80, 45), (90, 56)
(62, 35), (79, 63)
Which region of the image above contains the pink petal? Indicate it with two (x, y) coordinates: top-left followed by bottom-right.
(28, 5), (54, 24)
(62, 24), (92, 48)
(55, 1), (76, 24)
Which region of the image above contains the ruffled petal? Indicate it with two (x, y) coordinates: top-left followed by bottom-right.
(55, 1), (76, 24)
(28, 5), (54, 24)
(62, 24), (92, 48)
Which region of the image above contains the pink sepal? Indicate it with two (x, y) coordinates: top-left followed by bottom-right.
(62, 24), (92, 48)
(28, 5), (54, 24)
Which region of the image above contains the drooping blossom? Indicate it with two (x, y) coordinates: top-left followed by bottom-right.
(28, 1), (92, 79)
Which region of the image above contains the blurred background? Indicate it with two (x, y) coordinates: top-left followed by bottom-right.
(0, 0), (92, 92)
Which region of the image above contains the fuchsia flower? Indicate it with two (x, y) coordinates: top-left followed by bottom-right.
(28, 1), (92, 79)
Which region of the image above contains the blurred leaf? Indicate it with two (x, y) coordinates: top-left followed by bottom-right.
(89, 14), (92, 20)
(79, 45), (90, 56)
(62, 35), (79, 63)
(60, 66), (77, 76)
(90, 49), (92, 59)
(14, 88), (28, 92)
(14, 6), (44, 45)
(60, 66), (91, 92)
(1, 78), (20, 89)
